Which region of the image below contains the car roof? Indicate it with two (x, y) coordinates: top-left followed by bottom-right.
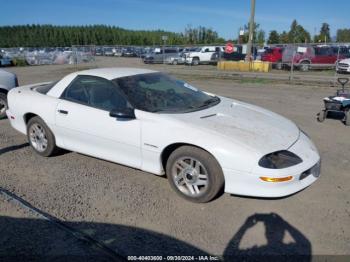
(76, 67), (157, 80)
(47, 67), (158, 98)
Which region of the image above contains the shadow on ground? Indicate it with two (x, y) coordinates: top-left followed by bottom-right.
(0, 213), (311, 262)
(0, 143), (29, 156)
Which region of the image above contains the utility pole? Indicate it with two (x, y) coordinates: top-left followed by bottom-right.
(246, 0), (256, 61)
(161, 35), (168, 64)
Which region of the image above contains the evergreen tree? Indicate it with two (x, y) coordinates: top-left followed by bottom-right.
(280, 31), (289, 43)
(257, 30), (265, 46)
(242, 22), (260, 43)
(336, 28), (350, 42)
(0, 24), (224, 47)
(314, 23), (331, 43)
(267, 30), (280, 44)
(287, 20), (311, 43)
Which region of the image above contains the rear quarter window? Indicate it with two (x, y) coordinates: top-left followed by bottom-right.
(36, 81), (58, 94)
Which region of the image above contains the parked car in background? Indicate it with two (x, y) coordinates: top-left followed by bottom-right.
(103, 47), (115, 56)
(164, 53), (185, 65)
(261, 47), (284, 69)
(0, 54), (13, 67)
(282, 45), (346, 72)
(255, 47), (268, 61)
(336, 58), (350, 73)
(181, 47), (198, 54)
(0, 69), (18, 119)
(143, 48), (179, 64)
(140, 48), (154, 59)
(332, 46), (350, 58)
(221, 45), (246, 62)
(185, 46), (224, 65)
(122, 47), (138, 57)
(114, 48), (123, 57)
(95, 47), (104, 56)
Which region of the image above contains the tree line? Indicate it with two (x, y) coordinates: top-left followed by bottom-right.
(267, 20), (350, 44)
(0, 24), (225, 47)
(1, 21), (350, 48)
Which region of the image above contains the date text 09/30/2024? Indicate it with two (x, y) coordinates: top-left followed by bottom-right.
(127, 255), (220, 261)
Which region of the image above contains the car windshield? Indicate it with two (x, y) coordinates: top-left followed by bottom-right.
(113, 73), (220, 113)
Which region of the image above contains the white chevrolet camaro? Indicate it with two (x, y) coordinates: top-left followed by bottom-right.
(6, 68), (321, 202)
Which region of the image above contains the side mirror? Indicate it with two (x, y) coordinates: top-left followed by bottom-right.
(109, 108), (135, 120)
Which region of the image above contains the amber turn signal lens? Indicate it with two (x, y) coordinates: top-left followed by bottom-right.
(259, 176), (293, 182)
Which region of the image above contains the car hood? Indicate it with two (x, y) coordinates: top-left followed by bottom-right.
(171, 97), (300, 154)
(339, 58), (350, 64)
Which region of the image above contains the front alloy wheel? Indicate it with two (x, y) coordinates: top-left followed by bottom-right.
(166, 146), (224, 203)
(171, 157), (209, 197)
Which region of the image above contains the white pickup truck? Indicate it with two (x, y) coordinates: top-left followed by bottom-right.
(184, 46), (224, 65)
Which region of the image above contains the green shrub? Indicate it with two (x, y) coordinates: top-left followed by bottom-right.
(12, 58), (27, 66)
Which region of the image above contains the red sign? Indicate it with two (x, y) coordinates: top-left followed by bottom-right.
(225, 42), (234, 54)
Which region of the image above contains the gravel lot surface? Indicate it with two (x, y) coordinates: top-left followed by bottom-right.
(0, 192), (117, 261)
(1, 58), (349, 260)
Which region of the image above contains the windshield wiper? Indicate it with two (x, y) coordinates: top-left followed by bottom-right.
(149, 97), (220, 114)
(183, 96), (220, 113)
(201, 96), (220, 107)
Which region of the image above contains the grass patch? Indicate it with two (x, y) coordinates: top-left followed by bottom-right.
(239, 78), (270, 84)
(11, 58), (27, 66)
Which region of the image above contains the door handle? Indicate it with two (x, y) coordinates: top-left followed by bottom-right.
(58, 109), (69, 115)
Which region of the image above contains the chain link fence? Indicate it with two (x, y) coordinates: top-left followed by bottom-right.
(0, 46), (95, 66)
(1, 43), (350, 85)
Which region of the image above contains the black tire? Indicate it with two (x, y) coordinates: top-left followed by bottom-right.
(299, 61), (310, 72)
(0, 93), (7, 119)
(27, 116), (58, 157)
(345, 110), (350, 126)
(166, 146), (224, 203)
(192, 57), (199, 66)
(317, 110), (327, 122)
(172, 59), (178, 65)
(275, 60), (283, 70)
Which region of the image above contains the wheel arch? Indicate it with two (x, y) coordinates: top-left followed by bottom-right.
(160, 142), (222, 175)
(23, 112), (39, 124)
(299, 59), (311, 64)
(0, 87), (9, 95)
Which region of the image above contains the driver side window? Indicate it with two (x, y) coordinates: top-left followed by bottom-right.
(62, 75), (129, 112)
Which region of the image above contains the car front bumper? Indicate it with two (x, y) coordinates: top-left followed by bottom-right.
(337, 65), (350, 73)
(223, 132), (321, 198)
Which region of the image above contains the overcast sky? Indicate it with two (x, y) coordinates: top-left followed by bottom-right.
(1, 0), (349, 39)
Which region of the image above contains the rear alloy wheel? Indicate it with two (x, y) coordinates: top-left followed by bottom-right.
(27, 116), (58, 157)
(172, 59), (178, 65)
(192, 57), (199, 66)
(0, 93), (8, 119)
(166, 146), (224, 203)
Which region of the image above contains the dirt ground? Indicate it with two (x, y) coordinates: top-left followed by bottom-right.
(0, 57), (349, 260)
